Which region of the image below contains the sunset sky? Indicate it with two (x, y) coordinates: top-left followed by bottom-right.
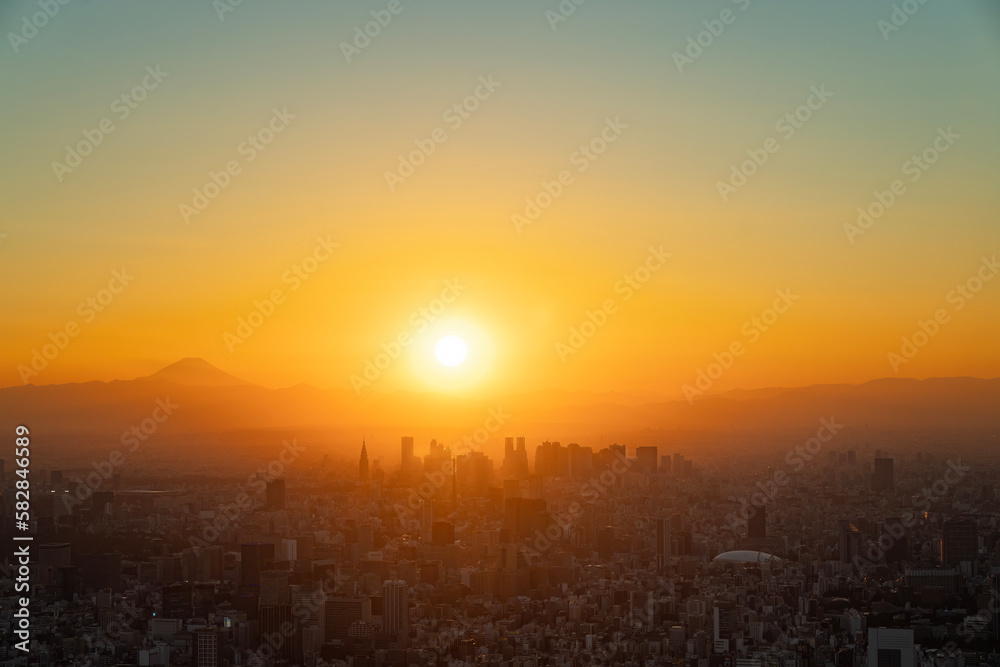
(2, 0), (998, 398)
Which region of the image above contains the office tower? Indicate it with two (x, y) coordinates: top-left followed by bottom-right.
(359, 440), (369, 483)
(868, 628), (915, 667)
(240, 543), (275, 588)
(713, 600), (736, 642)
(383, 580), (409, 648)
(941, 518), (977, 567)
(839, 520), (861, 563)
(873, 458), (894, 492)
(660, 455), (672, 475)
(636, 446), (657, 473)
(260, 570), (291, 605)
(260, 604), (300, 663)
(881, 518), (908, 563)
(39, 543), (71, 567)
(265, 478), (285, 510)
(324, 596), (372, 642)
(163, 583), (193, 619)
(401, 436), (414, 472)
(748, 504), (766, 540)
(656, 517), (671, 570)
(504, 437), (514, 465)
(194, 628), (220, 667)
(431, 520), (455, 546)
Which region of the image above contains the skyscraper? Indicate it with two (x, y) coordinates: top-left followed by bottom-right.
(656, 517), (671, 570)
(941, 518), (977, 567)
(240, 543), (275, 589)
(873, 458), (894, 492)
(265, 478), (285, 510)
(383, 580), (409, 648)
(359, 440), (369, 483)
(748, 504), (766, 540)
(194, 628), (220, 667)
(401, 436), (414, 472)
(868, 628), (915, 667)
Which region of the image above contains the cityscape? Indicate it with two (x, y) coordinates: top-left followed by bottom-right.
(2, 1), (999, 666)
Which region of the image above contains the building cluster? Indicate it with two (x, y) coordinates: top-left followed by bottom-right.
(1, 436), (998, 667)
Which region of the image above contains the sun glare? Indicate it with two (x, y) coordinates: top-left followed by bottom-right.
(434, 335), (468, 367)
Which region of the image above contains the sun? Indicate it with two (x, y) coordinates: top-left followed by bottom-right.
(434, 335), (468, 367)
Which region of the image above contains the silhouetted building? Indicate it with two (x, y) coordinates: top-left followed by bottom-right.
(240, 543), (275, 589)
(360, 440), (370, 483)
(941, 518), (977, 567)
(194, 628), (220, 667)
(265, 478), (285, 510)
(325, 596), (372, 642)
(383, 580), (409, 648)
(873, 458), (894, 492)
(868, 628), (915, 667)
(748, 504), (766, 540)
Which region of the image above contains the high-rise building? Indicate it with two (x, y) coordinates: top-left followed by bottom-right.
(636, 446), (657, 474)
(383, 580), (409, 648)
(656, 517), (671, 570)
(401, 436), (414, 472)
(359, 440), (369, 483)
(868, 628), (915, 667)
(713, 600), (736, 642)
(748, 505), (766, 540)
(260, 604), (300, 663)
(39, 543), (71, 567)
(941, 518), (977, 567)
(240, 543), (275, 588)
(324, 596), (372, 642)
(873, 458), (894, 492)
(839, 520), (861, 564)
(194, 628), (220, 667)
(265, 479), (285, 510)
(260, 570), (290, 605)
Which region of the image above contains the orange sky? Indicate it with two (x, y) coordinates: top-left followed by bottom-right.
(2, 1), (999, 398)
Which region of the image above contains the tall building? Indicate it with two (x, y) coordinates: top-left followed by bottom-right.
(240, 543), (275, 589)
(383, 580), (409, 648)
(635, 446), (658, 473)
(941, 518), (977, 567)
(401, 436), (414, 472)
(265, 479), (285, 510)
(39, 543), (71, 567)
(260, 570), (290, 605)
(873, 458), (894, 492)
(839, 520), (861, 564)
(260, 604), (300, 663)
(324, 596), (371, 642)
(359, 440), (370, 483)
(656, 517), (671, 570)
(868, 628), (915, 667)
(748, 504), (766, 540)
(194, 628), (220, 667)
(713, 600), (736, 642)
